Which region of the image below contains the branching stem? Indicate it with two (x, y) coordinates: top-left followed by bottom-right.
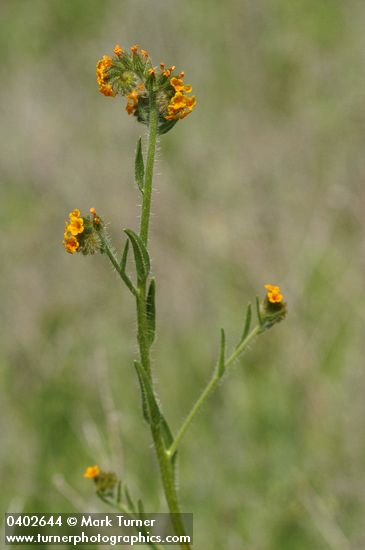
(166, 325), (261, 458)
(103, 92), (262, 550)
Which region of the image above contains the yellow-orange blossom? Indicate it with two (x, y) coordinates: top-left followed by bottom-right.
(264, 284), (284, 303)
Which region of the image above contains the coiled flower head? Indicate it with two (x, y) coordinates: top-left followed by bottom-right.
(83, 465), (118, 497)
(63, 208), (103, 255)
(260, 284), (287, 329)
(96, 44), (197, 134)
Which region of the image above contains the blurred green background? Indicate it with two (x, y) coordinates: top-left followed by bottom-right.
(1, 1), (365, 548)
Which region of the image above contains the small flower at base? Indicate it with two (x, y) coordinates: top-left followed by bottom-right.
(63, 209), (103, 255)
(261, 284), (287, 329)
(84, 465), (100, 479)
(83, 467), (119, 497)
(264, 284), (283, 304)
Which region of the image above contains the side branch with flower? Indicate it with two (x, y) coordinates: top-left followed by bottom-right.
(63, 43), (287, 550)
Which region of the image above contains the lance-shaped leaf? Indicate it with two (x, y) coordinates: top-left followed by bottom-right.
(124, 229), (150, 284)
(120, 239), (129, 272)
(255, 296), (263, 327)
(133, 360), (161, 427)
(137, 499), (146, 521)
(135, 137), (144, 193)
(160, 414), (174, 449)
(117, 480), (122, 504)
(216, 328), (226, 379)
(237, 303), (252, 347)
(146, 278), (156, 345)
(124, 485), (136, 513)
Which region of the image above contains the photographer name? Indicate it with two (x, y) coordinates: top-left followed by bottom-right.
(81, 515), (156, 528)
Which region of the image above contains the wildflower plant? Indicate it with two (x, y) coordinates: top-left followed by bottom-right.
(64, 44), (287, 549)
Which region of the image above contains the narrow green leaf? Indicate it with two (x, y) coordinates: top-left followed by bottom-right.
(158, 119), (178, 135)
(120, 239), (129, 272)
(124, 485), (136, 513)
(117, 481), (122, 504)
(217, 328), (226, 379)
(238, 303), (252, 346)
(137, 499), (146, 521)
(160, 414), (174, 449)
(134, 360), (150, 423)
(135, 137), (144, 193)
(134, 360), (161, 427)
(146, 278), (156, 345)
(255, 296), (263, 326)
(124, 228), (150, 283)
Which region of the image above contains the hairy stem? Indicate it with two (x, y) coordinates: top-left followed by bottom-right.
(140, 94), (158, 246)
(134, 95), (191, 549)
(167, 325), (261, 457)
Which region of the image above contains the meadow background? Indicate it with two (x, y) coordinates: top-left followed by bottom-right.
(1, 1), (365, 548)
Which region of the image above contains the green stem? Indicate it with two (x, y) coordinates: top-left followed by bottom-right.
(151, 424), (192, 550)
(167, 325), (261, 458)
(140, 94), (158, 246)
(136, 288), (151, 377)
(134, 95), (191, 550)
(135, 288), (191, 549)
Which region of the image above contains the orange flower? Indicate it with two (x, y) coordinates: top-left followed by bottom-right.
(96, 55), (115, 97)
(125, 89), (139, 115)
(170, 77), (192, 93)
(166, 91), (197, 120)
(130, 44), (139, 54)
(83, 465), (100, 479)
(63, 233), (79, 254)
(264, 284), (283, 304)
(114, 44), (123, 56)
(140, 49), (149, 58)
(163, 65), (175, 78)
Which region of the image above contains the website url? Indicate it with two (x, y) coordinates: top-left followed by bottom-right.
(6, 531), (191, 546)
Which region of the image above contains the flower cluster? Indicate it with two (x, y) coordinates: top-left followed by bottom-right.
(96, 56), (115, 97)
(63, 209), (84, 254)
(96, 43), (196, 133)
(166, 77), (196, 120)
(83, 465), (118, 496)
(261, 284), (287, 328)
(63, 208), (103, 255)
